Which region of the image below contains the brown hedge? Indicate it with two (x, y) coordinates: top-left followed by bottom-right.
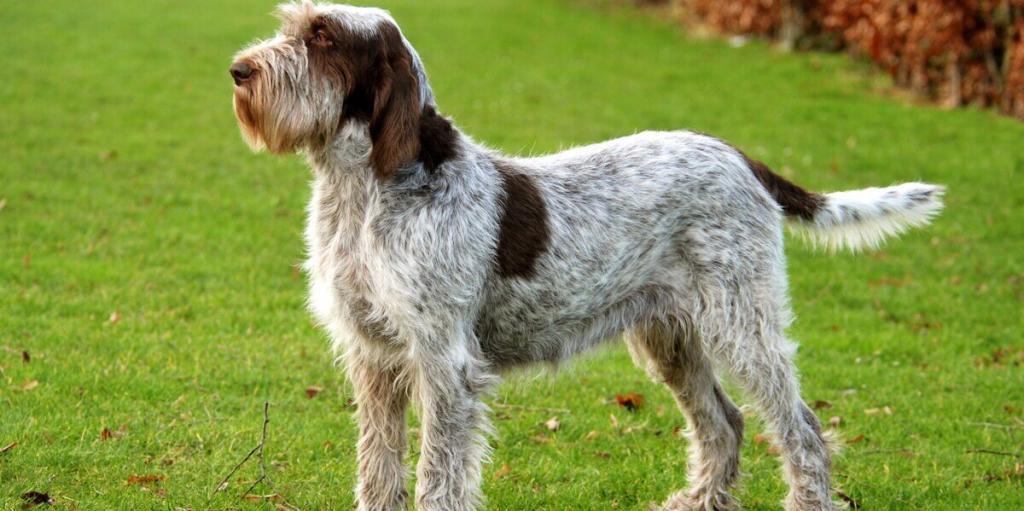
(671, 0), (1024, 119)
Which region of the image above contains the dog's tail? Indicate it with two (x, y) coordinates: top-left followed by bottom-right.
(745, 157), (945, 252)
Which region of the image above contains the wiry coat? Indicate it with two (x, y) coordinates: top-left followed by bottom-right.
(230, 3), (945, 510)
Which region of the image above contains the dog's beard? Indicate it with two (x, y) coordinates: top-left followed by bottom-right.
(233, 75), (321, 154)
(233, 86), (266, 151)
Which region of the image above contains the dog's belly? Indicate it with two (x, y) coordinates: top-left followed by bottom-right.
(475, 277), (672, 369)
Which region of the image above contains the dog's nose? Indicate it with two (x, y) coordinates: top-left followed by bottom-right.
(230, 61), (254, 85)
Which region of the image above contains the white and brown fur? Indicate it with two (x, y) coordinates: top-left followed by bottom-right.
(229, 2), (944, 510)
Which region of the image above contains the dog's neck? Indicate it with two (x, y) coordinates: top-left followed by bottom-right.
(308, 120), (377, 179)
(303, 121), (378, 283)
(303, 107), (465, 243)
(305, 121), (379, 241)
(308, 104), (463, 183)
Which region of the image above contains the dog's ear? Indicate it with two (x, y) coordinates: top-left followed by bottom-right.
(368, 24), (421, 180)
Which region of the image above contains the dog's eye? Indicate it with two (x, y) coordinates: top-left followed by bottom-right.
(310, 29), (332, 48)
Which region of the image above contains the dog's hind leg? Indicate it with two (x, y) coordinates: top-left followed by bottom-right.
(627, 321), (744, 511)
(708, 301), (835, 511)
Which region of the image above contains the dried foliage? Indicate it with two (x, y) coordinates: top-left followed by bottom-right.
(668, 0), (1024, 119)
(687, 0), (784, 37)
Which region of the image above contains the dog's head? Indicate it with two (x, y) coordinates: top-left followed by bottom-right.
(230, 1), (433, 178)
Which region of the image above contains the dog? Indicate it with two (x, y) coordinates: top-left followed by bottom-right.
(229, 2), (944, 509)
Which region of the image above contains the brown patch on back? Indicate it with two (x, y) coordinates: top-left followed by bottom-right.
(494, 161), (550, 279)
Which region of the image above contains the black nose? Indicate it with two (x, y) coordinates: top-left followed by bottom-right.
(230, 61), (254, 85)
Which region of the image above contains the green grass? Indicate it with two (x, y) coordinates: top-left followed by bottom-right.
(2, 0), (1023, 509)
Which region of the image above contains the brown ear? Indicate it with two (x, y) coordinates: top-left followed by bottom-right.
(368, 24), (421, 180)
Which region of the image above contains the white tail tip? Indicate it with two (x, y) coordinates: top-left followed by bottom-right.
(788, 182), (945, 252)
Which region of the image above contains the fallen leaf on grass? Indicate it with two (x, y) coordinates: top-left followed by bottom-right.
(305, 385), (323, 399)
(127, 474), (164, 485)
(21, 380), (39, 391)
(609, 414), (619, 429)
(100, 425), (127, 441)
(492, 463), (512, 479)
(584, 430), (599, 441)
(20, 491), (52, 508)
(812, 400), (832, 410)
(864, 406), (893, 416)
(828, 416), (843, 427)
(615, 392), (645, 412)
(672, 426), (686, 438)
(594, 451), (611, 459)
(109, 311), (121, 324)
(622, 423), (648, 435)
(754, 433), (781, 454)
(22, 351), (30, 363)
(847, 434), (865, 445)
(975, 347), (1024, 368)
(0, 442), (17, 454)
(530, 434), (551, 444)
(544, 417), (560, 432)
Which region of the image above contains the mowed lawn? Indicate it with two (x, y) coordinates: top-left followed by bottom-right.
(2, 0), (1023, 509)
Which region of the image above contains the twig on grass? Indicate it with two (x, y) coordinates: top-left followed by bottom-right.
(0, 441), (17, 455)
(208, 402), (304, 511)
(967, 421), (1024, 430)
(492, 402), (571, 414)
(965, 448), (1024, 460)
(213, 402), (274, 495)
(860, 448), (916, 457)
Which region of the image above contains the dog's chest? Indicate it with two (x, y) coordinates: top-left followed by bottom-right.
(304, 177), (397, 346)
(307, 247), (383, 335)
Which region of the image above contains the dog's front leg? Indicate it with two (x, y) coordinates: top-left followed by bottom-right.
(348, 347), (412, 511)
(413, 335), (494, 511)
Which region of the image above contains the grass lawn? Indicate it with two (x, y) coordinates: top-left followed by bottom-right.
(2, 0), (1023, 509)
